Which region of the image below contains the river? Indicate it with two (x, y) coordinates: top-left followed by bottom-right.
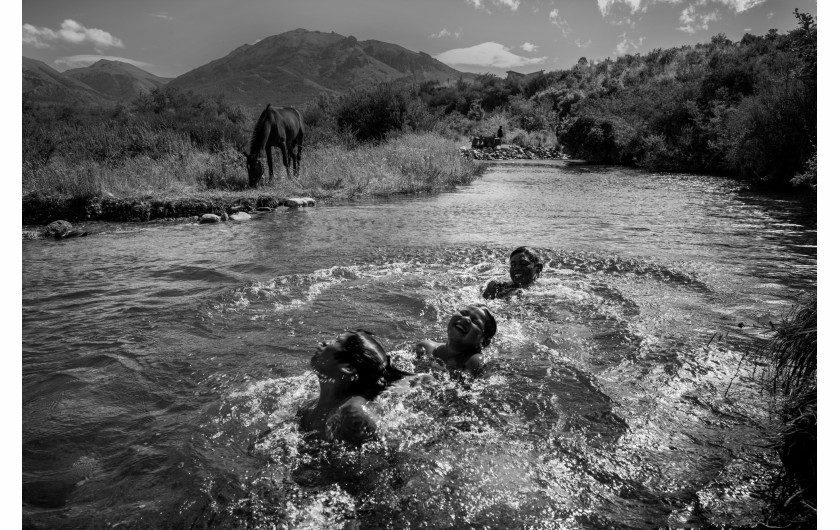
(22, 160), (816, 528)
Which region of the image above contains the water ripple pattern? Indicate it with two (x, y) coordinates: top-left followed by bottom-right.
(22, 161), (815, 528)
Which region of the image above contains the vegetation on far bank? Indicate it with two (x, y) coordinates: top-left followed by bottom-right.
(23, 10), (815, 205)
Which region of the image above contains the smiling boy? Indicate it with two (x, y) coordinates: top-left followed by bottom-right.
(481, 246), (544, 300)
(415, 305), (497, 376)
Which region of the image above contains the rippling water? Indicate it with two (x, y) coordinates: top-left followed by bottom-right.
(22, 161), (816, 528)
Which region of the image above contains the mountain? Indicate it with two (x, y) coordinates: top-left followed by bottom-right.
(167, 29), (472, 109)
(63, 60), (170, 101)
(22, 56), (109, 106)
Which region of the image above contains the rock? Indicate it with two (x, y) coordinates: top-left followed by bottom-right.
(220, 212), (229, 221)
(22, 230), (42, 240)
(61, 229), (88, 239)
(256, 206), (273, 212)
(284, 197), (316, 207)
(45, 220), (72, 238)
(199, 214), (221, 224)
(229, 212), (251, 222)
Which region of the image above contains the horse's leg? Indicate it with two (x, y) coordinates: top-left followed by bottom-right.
(287, 140), (298, 176)
(280, 142), (292, 177)
(278, 143), (290, 179)
(294, 141), (302, 176)
(265, 147), (274, 185)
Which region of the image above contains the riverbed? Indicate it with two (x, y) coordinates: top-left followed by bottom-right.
(22, 160), (816, 528)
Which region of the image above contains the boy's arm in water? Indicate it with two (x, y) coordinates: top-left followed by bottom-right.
(464, 353), (486, 376)
(325, 395), (379, 446)
(482, 280), (521, 300)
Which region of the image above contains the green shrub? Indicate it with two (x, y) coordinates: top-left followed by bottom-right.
(335, 83), (409, 141)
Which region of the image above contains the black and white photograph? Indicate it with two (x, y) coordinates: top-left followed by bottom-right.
(21, 0), (821, 527)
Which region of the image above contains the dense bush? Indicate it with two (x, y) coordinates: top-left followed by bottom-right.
(552, 13), (816, 188)
(334, 83), (410, 142)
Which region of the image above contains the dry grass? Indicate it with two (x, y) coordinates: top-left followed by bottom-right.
(22, 132), (479, 201)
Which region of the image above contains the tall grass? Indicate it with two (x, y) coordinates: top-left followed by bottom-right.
(760, 294), (816, 525)
(22, 124), (479, 200)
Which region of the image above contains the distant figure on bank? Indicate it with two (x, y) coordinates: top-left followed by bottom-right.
(298, 330), (429, 446)
(415, 305), (497, 376)
(496, 126), (504, 140)
(482, 246), (544, 300)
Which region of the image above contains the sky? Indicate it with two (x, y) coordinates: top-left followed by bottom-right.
(21, 0), (817, 79)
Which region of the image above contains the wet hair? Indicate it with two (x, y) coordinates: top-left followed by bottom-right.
(469, 305), (497, 348)
(510, 246), (543, 266)
(340, 330), (413, 391)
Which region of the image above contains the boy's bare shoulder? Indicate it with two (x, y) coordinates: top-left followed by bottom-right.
(414, 339), (442, 356)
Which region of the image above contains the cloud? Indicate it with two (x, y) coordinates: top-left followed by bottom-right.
(429, 28), (462, 39)
(549, 9), (570, 36)
(521, 42), (538, 52)
(678, 5), (719, 33)
(615, 33), (645, 55)
(150, 12), (173, 21)
(597, 0), (761, 18)
(717, 0), (765, 12)
(54, 55), (152, 70)
(465, 0), (520, 12)
(597, 0), (643, 16)
(435, 42), (547, 68)
(575, 39), (592, 48)
(23, 19), (124, 50)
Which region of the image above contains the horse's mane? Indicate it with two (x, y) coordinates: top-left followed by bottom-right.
(248, 104), (274, 155)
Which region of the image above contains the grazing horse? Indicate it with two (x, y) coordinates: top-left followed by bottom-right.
(242, 104), (304, 187)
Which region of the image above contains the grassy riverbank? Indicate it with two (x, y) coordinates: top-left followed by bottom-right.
(23, 131), (479, 202)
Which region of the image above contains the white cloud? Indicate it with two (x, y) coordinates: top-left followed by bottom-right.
(597, 0), (643, 16)
(466, 0), (520, 11)
(435, 42), (547, 68)
(597, 0), (760, 18)
(549, 9), (571, 36)
(429, 28), (462, 39)
(496, 0), (521, 9)
(575, 39), (592, 48)
(521, 42), (538, 52)
(150, 12), (173, 21)
(717, 0), (765, 13)
(22, 24), (57, 48)
(54, 55), (152, 71)
(615, 33), (645, 55)
(678, 5), (719, 33)
(22, 19), (124, 50)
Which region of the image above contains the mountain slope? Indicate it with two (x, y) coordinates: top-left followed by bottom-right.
(168, 29), (471, 109)
(63, 60), (169, 101)
(22, 56), (109, 106)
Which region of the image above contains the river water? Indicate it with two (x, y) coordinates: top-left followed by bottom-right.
(22, 161), (816, 529)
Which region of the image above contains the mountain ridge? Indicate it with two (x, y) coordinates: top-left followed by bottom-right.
(23, 28), (474, 110)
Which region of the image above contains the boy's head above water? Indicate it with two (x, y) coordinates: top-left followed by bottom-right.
(312, 329), (398, 391)
(446, 305), (497, 353)
(509, 246), (543, 286)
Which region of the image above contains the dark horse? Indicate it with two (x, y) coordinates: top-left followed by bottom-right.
(242, 104), (304, 187)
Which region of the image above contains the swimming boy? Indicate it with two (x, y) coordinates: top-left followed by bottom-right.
(414, 305), (497, 376)
(482, 246), (544, 300)
(299, 329), (428, 446)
